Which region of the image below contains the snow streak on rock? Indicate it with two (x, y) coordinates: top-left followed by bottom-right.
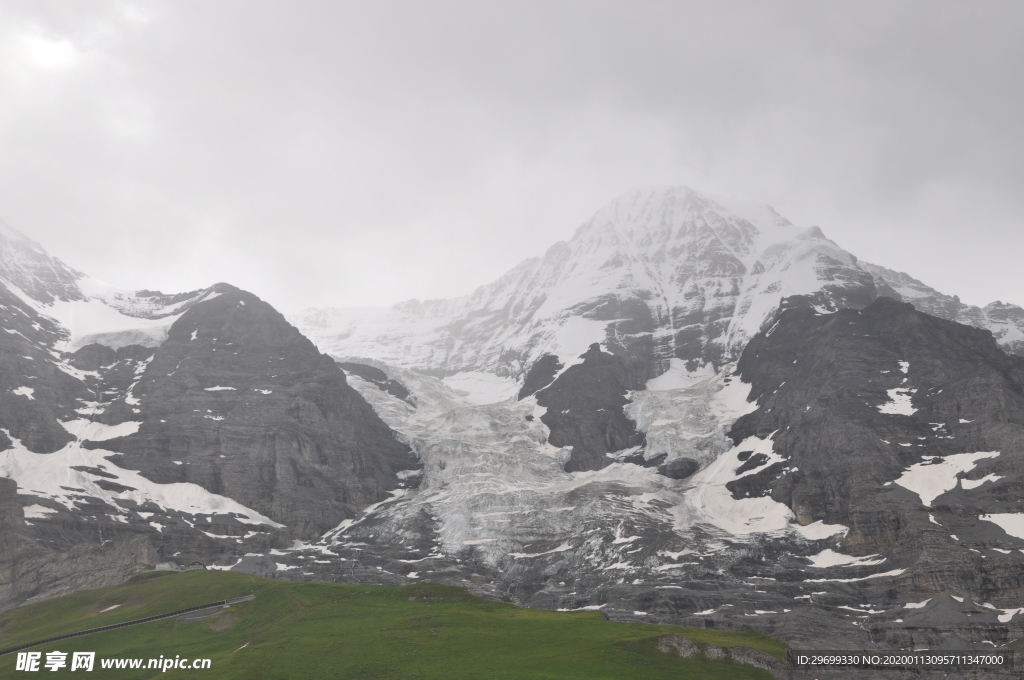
(0, 426), (282, 527)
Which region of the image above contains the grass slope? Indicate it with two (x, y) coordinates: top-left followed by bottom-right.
(0, 571), (785, 679)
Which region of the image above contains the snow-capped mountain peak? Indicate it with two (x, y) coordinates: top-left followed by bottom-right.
(294, 186), (879, 394)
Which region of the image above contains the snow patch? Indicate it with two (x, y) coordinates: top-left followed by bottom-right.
(806, 549), (884, 568)
(12, 386), (34, 400)
(682, 433), (797, 535)
(962, 474), (1002, 490)
(542, 316), (610, 367)
(893, 451), (1000, 507)
(804, 569), (906, 583)
(509, 542), (572, 559)
(22, 504), (56, 519)
(709, 375), (760, 421)
(877, 388), (918, 416)
(646, 358), (715, 391)
(60, 419), (140, 441)
(0, 428), (283, 528)
(28, 280), (195, 352)
(979, 513), (1024, 540)
(794, 521), (850, 540)
(838, 605), (884, 614)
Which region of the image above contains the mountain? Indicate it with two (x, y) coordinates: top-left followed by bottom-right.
(281, 188), (1024, 655)
(862, 261), (1024, 356)
(284, 296), (1024, 655)
(0, 224), (418, 609)
(3, 188), (1024, 664)
(293, 187), (1024, 400)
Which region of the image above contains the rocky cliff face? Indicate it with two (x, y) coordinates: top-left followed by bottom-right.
(731, 296), (1024, 579)
(534, 344), (645, 472)
(0, 282), (86, 454)
(97, 284), (420, 538)
(863, 262), (1024, 357)
(0, 222), (84, 306)
(0, 226), (420, 608)
(0, 476), (158, 612)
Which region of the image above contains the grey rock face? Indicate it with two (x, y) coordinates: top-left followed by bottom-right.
(731, 296), (1024, 558)
(0, 477), (158, 613)
(535, 344), (645, 472)
(862, 262), (1024, 357)
(517, 354), (563, 400)
(96, 284), (420, 538)
(0, 284), (87, 453)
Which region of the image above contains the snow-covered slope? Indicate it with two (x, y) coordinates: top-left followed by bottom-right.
(0, 222), (216, 350)
(294, 187), (1024, 397)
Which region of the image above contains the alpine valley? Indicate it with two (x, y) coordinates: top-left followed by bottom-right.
(3, 187), (1024, 677)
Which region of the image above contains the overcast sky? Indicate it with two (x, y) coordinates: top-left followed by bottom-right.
(1, 1), (1022, 313)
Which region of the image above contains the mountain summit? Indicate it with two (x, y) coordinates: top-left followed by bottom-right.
(294, 186), (1024, 402)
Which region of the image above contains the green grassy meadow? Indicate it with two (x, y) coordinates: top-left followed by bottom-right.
(0, 571), (785, 679)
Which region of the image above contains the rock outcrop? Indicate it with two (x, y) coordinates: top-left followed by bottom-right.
(535, 343), (645, 472)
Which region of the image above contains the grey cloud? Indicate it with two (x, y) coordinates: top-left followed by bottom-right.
(0, 0), (1021, 311)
